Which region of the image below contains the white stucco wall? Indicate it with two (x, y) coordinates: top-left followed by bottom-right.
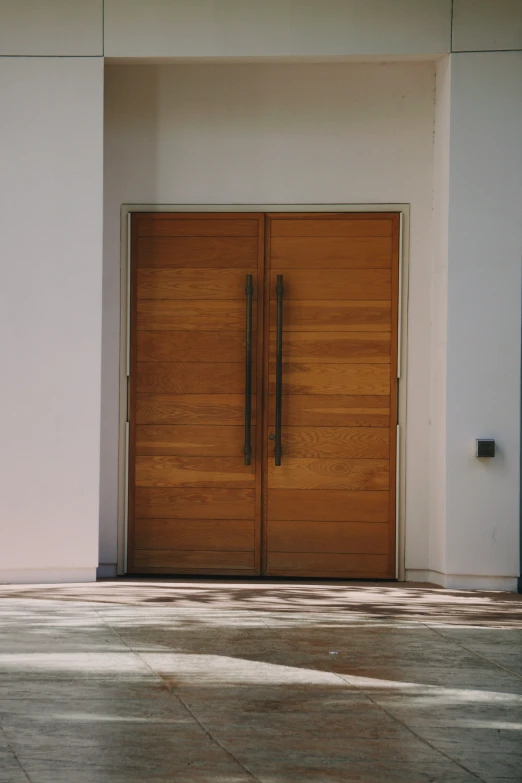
(0, 0), (103, 56)
(452, 0), (522, 52)
(104, 0), (451, 58)
(0, 58), (104, 583)
(101, 61), (437, 574)
(442, 52), (522, 589)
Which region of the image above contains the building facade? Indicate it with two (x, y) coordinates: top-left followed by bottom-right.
(1, 0), (521, 590)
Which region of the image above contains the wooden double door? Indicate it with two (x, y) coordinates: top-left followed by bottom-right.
(128, 212), (399, 578)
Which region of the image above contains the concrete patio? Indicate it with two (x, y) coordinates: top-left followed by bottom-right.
(0, 580), (521, 783)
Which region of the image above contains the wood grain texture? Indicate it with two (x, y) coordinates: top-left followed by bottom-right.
(268, 489), (389, 522)
(267, 521), (388, 554)
(267, 458), (389, 490)
(270, 236), (392, 268)
(137, 362), (252, 393)
(137, 236), (258, 267)
(270, 218), (393, 237)
(270, 269), (391, 301)
(136, 487), (255, 519)
(138, 268), (257, 300)
(137, 300), (257, 331)
(266, 552), (389, 573)
(268, 395), (390, 428)
(138, 217), (259, 237)
(136, 395), (254, 425)
(134, 550), (255, 569)
(135, 457), (255, 488)
(137, 331), (253, 363)
(269, 331), (390, 363)
(136, 425), (252, 456)
(135, 519), (254, 551)
(275, 427), (390, 458)
(269, 363), (390, 395)
(269, 300), (391, 331)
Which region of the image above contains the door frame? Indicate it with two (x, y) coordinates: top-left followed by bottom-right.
(116, 203), (410, 579)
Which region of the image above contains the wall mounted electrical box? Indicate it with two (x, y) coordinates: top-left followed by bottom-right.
(476, 439), (495, 458)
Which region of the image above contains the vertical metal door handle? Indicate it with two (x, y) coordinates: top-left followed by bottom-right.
(244, 274), (253, 466)
(274, 274), (284, 466)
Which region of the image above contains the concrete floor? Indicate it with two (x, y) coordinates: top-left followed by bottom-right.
(0, 581), (521, 783)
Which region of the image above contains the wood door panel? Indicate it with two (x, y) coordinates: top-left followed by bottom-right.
(136, 395), (253, 425)
(137, 300), (257, 331)
(137, 237), (258, 267)
(267, 521), (388, 554)
(270, 218), (393, 237)
(138, 217), (260, 237)
(137, 331), (253, 363)
(137, 362), (251, 393)
(276, 427), (390, 458)
(137, 268), (257, 300)
(269, 363), (390, 395)
(267, 458), (389, 490)
(135, 519), (254, 551)
(268, 395), (390, 427)
(136, 457), (255, 488)
(265, 552), (389, 575)
(270, 236), (392, 268)
(135, 488), (255, 519)
(270, 269), (391, 300)
(269, 331), (391, 363)
(269, 300), (391, 331)
(134, 550), (255, 570)
(136, 425), (251, 456)
(268, 490), (389, 522)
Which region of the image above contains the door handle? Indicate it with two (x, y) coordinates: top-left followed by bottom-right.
(274, 274), (284, 466)
(244, 274), (253, 466)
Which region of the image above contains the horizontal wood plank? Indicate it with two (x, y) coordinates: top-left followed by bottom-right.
(269, 300), (391, 331)
(138, 269), (257, 300)
(135, 519), (254, 551)
(268, 395), (389, 427)
(267, 458), (389, 490)
(275, 427), (389, 458)
(269, 331), (390, 363)
(137, 300), (257, 331)
(138, 218), (259, 237)
(135, 457), (255, 488)
(134, 550), (255, 569)
(268, 489), (389, 521)
(266, 552), (389, 574)
(136, 425), (252, 456)
(137, 362), (252, 394)
(269, 363), (390, 395)
(270, 269), (391, 300)
(267, 521), (389, 554)
(137, 331), (253, 363)
(136, 395), (254, 425)
(270, 218), (393, 237)
(135, 487), (255, 519)
(271, 236), (392, 268)
(137, 236), (258, 267)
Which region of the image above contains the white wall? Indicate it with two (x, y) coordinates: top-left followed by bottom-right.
(101, 61), (437, 573)
(0, 58), (104, 583)
(443, 52), (522, 588)
(104, 0), (451, 58)
(0, 0), (103, 56)
(452, 0), (522, 52)
(428, 55), (451, 578)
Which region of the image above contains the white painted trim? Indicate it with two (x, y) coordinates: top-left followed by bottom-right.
(117, 203), (410, 578)
(0, 568), (96, 585)
(406, 569), (518, 592)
